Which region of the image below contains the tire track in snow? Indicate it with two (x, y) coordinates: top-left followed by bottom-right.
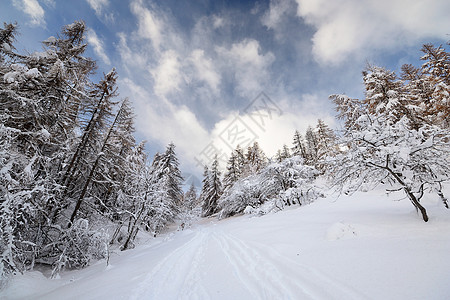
(129, 230), (211, 300)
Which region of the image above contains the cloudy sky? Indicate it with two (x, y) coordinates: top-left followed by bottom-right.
(2, 0), (449, 179)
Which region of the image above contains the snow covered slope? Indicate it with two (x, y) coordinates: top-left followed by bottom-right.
(2, 188), (450, 300)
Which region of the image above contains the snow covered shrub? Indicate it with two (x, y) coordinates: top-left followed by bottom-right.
(261, 156), (320, 203)
(0, 194), (35, 286)
(51, 219), (108, 278)
(279, 187), (322, 206)
(218, 156), (321, 218)
(218, 174), (267, 218)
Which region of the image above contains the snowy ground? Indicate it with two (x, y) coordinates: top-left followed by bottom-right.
(2, 188), (450, 300)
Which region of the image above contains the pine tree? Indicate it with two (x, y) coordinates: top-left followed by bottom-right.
(146, 143), (184, 234)
(201, 156), (223, 217)
(57, 68), (119, 224)
(184, 183), (198, 210)
(69, 95), (132, 225)
(198, 165), (210, 207)
(419, 43), (450, 127)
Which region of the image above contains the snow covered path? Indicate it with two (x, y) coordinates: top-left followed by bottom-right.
(128, 226), (366, 300)
(2, 189), (450, 299)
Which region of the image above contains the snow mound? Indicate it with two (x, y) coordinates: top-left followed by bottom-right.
(326, 222), (357, 241)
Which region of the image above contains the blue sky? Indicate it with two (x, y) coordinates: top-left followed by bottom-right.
(2, 0), (449, 179)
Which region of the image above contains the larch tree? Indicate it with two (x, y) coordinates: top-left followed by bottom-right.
(304, 126), (319, 165)
(291, 130), (307, 160)
(242, 142), (267, 176)
(328, 46), (450, 222)
(0, 21), (113, 281)
(223, 146), (244, 193)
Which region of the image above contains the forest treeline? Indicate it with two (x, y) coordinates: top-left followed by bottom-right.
(0, 21), (187, 283)
(1, 21), (449, 284)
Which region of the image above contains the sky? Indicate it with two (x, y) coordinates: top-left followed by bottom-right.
(2, 0), (449, 181)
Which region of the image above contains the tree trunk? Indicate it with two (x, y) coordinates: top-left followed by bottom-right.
(68, 104), (122, 226)
(385, 166), (429, 222)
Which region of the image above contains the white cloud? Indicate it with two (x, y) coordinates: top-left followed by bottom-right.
(87, 29), (111, 65)
(295, 0), (450, 65)
(86, 0), (114, 22)
(217, 39), (275, 97)
(151, 50), (183, 97)
(121, 78), (210, 170)
(212, 16), (225, 29)
(42, 0), (55, 8)
(205, 92), (336, 168)
(86, 0), (109, 15)
(188, 49), (221, 93)
(116, 33), (148, 74)
(261, 0), (292, 30)
(13, 0), (45, 27)
(130, 0), (164, 51)
(118, 0), (340, 173)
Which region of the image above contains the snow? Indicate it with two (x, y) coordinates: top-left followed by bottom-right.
(3, 72), (18, 83)
(40, 128), (50, 140)
(44, 36), (57, 44)
(1, 188), (450, 300)
(24, 68), (41, 79)
(2, 43), (11, 52)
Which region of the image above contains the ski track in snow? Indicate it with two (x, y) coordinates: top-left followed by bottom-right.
(130, 226), (369, 300)
(213, 231), (368, 300)
(213, 231), (303, 299)
(130, 230), (211, 300)
(243, 238), (371, 300)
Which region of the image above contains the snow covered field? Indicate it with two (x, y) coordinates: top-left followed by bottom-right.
(2, 188), (450, 300)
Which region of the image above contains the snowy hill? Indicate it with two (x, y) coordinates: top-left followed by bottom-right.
(2, 188), (450, 300)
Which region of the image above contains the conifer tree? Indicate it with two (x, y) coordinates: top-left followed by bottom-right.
(184, 183), (198, 210)
(292, 130), (307, 160)
(117, 142), (151, 250)
(201, 156), (223, 217)
(242, 142), (267, 176)
(0, 21), (117, 281)
(315, 119), (338, 164)
(223, 146), (244, 193)
(328, 45), (450, 222)
(305, 126), (319, 165)
(146, 143), (184, 234)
